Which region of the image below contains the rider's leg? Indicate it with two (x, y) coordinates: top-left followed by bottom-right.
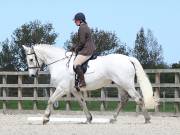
(73, 55), (92, 68)
(73, 55), (91, 87)
(74, 65), (86, 87)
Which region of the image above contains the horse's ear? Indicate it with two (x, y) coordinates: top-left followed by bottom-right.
(22, 45), (29, 52)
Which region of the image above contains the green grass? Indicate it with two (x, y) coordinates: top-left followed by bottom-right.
(0, 100), (177, 112)
(160, 102), (175, 112)
(123, 101), (136, 112)
(6, 100), (18, 109)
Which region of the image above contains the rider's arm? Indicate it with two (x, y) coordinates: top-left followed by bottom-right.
(70, 25), (88, 53)
(78, 25), (87, 48)
(79, 26), (86, 46)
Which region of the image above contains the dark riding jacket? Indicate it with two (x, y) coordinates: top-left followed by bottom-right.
(73, 23), (96, 56)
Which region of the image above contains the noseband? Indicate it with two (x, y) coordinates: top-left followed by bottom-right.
(27, 52), (41, 69)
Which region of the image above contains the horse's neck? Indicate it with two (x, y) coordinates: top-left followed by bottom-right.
(34, 45), (65, 66)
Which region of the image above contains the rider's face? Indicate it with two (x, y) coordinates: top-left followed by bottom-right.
(74, 20), (81, 26)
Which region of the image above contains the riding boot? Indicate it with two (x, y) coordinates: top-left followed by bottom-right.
(75, 65), (86, 87)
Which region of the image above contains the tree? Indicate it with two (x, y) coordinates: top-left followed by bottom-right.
(115, 42), (132, 56)
(11, 20), (58, 71)
(172, 61), (180, 68)
(146, 29), (164, 68)
(133, 27), (149, 68)
(0, 39), (16, 71)
(64, 28), (130, 56)
(133, 27), (165, 68)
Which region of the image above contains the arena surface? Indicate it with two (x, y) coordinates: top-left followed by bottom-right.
(0, 113), (180, 135)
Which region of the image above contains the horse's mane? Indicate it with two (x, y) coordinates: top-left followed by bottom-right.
(34, 44), (65, 51)
(33, 44), (72, 59)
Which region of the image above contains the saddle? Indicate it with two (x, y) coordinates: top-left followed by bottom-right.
(73, 52), (98, 73)
(81, 52), (98, 73)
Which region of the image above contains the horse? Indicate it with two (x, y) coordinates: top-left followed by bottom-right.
(22, 44), (155, 124)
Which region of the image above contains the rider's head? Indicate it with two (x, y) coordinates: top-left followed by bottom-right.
(73, 12), (86, 26)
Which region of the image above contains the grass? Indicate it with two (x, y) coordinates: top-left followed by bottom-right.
(160, 102), (176, 112)
(0, 100), (177, 112)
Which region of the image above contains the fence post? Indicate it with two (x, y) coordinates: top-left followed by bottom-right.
(66, 92), (71, 111)
(18, 75), (22, 110)
(100, 88), (105, 111)
(33, 77), (38, 110)
(155, 73), (160, 112)
(174, 73), (179, 113)
(2, 75), (7, 112)
(162, 90), (166, 112)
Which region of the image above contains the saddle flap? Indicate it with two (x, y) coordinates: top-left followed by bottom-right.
(69, 61), (95, 75)
(69, 52), (98, 75)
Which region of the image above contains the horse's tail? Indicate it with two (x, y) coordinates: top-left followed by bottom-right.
(129, 57), (155, 109)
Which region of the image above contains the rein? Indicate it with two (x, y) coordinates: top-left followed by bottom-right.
(47, 51), (73, 67)
(46, 56), (69, 66)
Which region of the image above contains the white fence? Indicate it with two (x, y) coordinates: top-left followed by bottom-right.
(0, 69), (179, 113)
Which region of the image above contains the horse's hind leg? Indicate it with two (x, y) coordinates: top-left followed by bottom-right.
(138, 100), (151, 123)
(126, 87), (151, 123)
(43, 87), (66, 125)
(71, 90), (92, 123)
(110, 90), (129, 123)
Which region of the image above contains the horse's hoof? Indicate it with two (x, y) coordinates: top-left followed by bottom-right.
(85, 118), (92, 124)
(85, 116), (92, 124)
(145, 120), (151, 124)
(43, 117), (49, 125)
(85, 120), (91, 124)
(110, 118), (117, 123)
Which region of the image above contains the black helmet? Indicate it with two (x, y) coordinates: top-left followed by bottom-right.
(74, 12), (86, 22)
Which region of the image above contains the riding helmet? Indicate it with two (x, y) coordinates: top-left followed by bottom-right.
(74, 12), (86, 22)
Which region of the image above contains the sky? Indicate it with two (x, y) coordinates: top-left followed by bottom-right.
(0, 0), (179, 64)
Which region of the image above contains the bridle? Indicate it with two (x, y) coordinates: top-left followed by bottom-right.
(27, 52), (41, 69)
(27, 46), (73, 70)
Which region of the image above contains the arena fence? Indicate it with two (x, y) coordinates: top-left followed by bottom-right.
(0, 69), (179, 113)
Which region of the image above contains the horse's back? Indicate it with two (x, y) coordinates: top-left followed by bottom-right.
(88, 53), (133, 71)
(88, 54), (135, 80)
(67, 53), (135, 76)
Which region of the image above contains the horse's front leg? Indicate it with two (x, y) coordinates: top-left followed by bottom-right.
(43, 87), (66, 125)
(71, 90), (92, 123)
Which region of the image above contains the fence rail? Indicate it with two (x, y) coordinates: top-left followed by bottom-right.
(0, 69), (180, 113)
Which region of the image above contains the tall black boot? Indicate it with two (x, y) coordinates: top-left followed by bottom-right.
(75, 65), (86, 88)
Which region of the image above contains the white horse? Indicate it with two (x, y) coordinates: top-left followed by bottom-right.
(23, 44), (155, 124)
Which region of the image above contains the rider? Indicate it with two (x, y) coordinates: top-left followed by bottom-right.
(70, 12), (96, 88)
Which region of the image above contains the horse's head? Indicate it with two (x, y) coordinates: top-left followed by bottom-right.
(23, 45), (43, 78)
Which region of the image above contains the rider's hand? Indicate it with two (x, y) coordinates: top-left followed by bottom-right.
(75, 46), (83, 53)
(70, 46), (75, 52)
(69, 43), (76, 52)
